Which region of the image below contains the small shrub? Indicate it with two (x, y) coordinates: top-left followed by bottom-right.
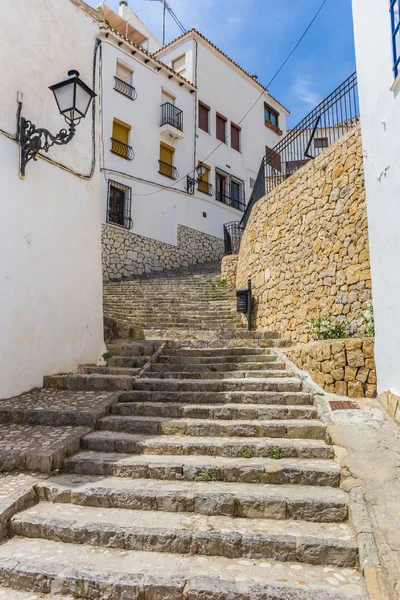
(325, 434), (334, 446)
(304, 314), (348, 340)
(242, 448), (253, 459)
(197, 470), (217, 482)
(132, 360), (139, 368)
(220, 278), (227, 286)
(357, 301), (374, 337)
(268, 449), (284, 460)
(102, 352), (112, 361)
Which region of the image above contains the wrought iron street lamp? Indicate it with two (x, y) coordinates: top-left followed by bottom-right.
(186, 162), (214, 195)
(195, 162), (207, 178)
(19, 70), (96, 177)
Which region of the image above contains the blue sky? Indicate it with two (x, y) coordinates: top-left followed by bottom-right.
(88, 0), (356, 126)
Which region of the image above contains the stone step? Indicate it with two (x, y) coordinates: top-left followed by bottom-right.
(78, 365), (141, 376)
(36, 475), (348, 522)
(163, 348), (276, 356)
(108, 356), (149, 368)
(97, 416), (327, 440)
(111, 401), (318, 420)
(0, 537), (365, 599)
(65, 450), (341, 487)
(143, 370), (292, 380)
(11, 502), (358, 566)
(150, 362), (286, 372)
(43, 374), (136, 392)
(117, 390), (314, 406)
(131, 377), (303, 392)
(0, 588), (73, 600)
(158, 354), (280, 364)
(106, 342), (156, 357)
(82, 431), (335, 460)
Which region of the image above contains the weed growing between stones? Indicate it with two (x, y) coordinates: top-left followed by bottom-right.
(304, 314), (348, 340)
(325, 434), (334, 446)
(132, 360), (139, 368)
(102, 352), (112, 361)
(197, 470), (217, 482)
(268, 449), (284, 460)
(242, 449), (254, 459)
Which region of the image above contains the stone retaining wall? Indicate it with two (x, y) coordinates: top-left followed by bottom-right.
(221, 255), (239, 285)
(284, 338), (376, 398)
(236, 125), (372, 343)
(102, 223), (224, 280)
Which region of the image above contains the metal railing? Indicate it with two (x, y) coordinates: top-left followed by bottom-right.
(114, 76), (137, 100)
(107, 210), (133, 229)
(197, 180), (214, 196)
(240, 71), (359, 228)
(223, 221), (244, 255)
(158, 159), (179, 180)
(110, 138), (135, 161)
(160, 102), (183, 131)
(216, 189), (246, 212)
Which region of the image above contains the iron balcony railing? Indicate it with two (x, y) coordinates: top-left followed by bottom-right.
(107, 211), (133, 229)
(240, 71), (359, 228)
(223, 221), (244, 255)
(160, 102), (183, 131)
(158, 159), (179, 180)
(114, 76), (137, 101)
(197, 180), (214, 196)
(216, 189), (246, 212)
(110, 138), (135, 161)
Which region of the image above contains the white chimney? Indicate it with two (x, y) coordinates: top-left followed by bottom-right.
(119, 0), (128, 19)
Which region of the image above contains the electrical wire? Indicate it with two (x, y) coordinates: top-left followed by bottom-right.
(124, 0), (329, 197)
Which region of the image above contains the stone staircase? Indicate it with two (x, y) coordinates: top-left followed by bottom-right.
(0, 266), (367, 598)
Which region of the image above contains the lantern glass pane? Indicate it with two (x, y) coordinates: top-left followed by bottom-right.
(75, 81), (93, 117)
(53, 82), (75, 116)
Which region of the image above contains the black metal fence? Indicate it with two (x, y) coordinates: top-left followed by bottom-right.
(217, 185), (246, 212)
(114, 76), (137, 100)
(240, 71), (359, 228)
(160, 102), (183, 131)
(223, 221), (244, 255)
(110, 138), (135, 161)
(158, 159), (179, 180)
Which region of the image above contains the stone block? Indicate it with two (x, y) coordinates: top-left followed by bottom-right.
(348, 380), (365, 398)
(331, 367), (345, 381)
(335, 381), (347, 396)
(344, 366), (357, 382)
(347, 349), (365, 368)
(356, 367), (370, 383)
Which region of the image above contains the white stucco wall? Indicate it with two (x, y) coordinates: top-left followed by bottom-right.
(352, 0), (400, 394)
(0, 0), (105, 399)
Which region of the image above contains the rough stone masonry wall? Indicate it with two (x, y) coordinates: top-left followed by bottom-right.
(221, 255), (239, 285)
(102, 223), (224, 280)
(285, 339), (376, 398)
(236, 125), (372, 343)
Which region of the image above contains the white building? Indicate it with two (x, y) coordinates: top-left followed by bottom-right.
(0, 0), (105, 399)
(100, 2), (289, 279)
(352, 0), (400, 412)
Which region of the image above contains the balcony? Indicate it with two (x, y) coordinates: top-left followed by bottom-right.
(158, 159), (179, 180)
(197, 180), (214, 196)
(110, 138), (135, 161)
(114, 76), (137, 100)
(216, 190), (246, 212)
(160, 102), (184, 141)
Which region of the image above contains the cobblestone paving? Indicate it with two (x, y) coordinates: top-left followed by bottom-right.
(0, 424), (91, 472)
(0, 389), (116, 427)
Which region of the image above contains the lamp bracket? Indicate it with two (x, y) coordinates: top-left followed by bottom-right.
(19, 116), (76, 178)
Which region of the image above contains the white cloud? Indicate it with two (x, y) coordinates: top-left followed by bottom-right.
(291, 75), (320, 108)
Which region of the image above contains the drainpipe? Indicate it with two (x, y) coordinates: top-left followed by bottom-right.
(193, 39), (198, 178)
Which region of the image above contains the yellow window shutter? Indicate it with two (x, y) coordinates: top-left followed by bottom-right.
(112, 119), (131, 145)
(160, 143), (174, 165)
(198, 162), (210, 183)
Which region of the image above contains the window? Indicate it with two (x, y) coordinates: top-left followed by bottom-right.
(116, 61), (133, 84)
(231, 123), (241, 152)
(111, 118), (133, 160)
(159, 142), (178, 179)
(264, 103), (279, 128)
(215, 171), (245, 211)
(172, 54), (186, 76)
(249, 177), (256, 189)
(107, 180), (132, 229)
(197, 162), (212, 195)
(390, 0), (400, 77)
(231, 178), (244, 210)
(216, 171), (227, 203)
(216, 113), (227, 143)
(265, 146), (281, 171)
(314, 137), (329, 149)
(199, 102), (210, 133)
(115, 62), (136, 100)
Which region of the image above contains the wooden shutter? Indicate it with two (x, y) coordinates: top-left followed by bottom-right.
(199, 102), (209, 132)
(265, 145), (281, 171)
(216, 114), (226, 142)
(231, 123), (241, 151)
(160, 143), (174, 165)
(112, 119), (130, 145)
(116, 62), (132, 84)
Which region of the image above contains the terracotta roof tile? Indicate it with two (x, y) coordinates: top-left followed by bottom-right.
(154, 29), (290, 114)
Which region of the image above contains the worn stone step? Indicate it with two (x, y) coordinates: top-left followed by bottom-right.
(0, 588), (73, 600)
(117, 390), (314, 406)
(98, 416), (327, 440)
(65, 451), (341, 487)
(111, 401), (318, 420)
(82, 431), (335, 460)
(163, 348), (276, 356)
(143, 370), (292, 380)
(107, 342), (157, 356)
(43, 374), (136, 392)
(36, 475), (348, 522)
(150, 362), (286, 372)
(11, 502), (358, 566)
(158, 354), (280, 364)
(131, 377), (303, 392)
(108, 356), (149, 368)
(79, 365), (142, 376)
(0, 538), (366, 599)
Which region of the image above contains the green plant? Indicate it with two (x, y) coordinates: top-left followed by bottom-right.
(268, 449), (284, 460)
(304, 314), (348, 340)
(132, 360), (139, 368)
(197, 470), (217, 482)
(242, 448), (253, 459)
(220, 278), (227, 286)
(357, 301), (374, 337)
(102, 352), (112, 361)
(325, 434), (334, 446)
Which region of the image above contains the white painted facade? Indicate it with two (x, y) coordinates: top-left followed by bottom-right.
(0, 0), (105, 399)
(100, 7), (289, 250)
(352, 0), (400, 395)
